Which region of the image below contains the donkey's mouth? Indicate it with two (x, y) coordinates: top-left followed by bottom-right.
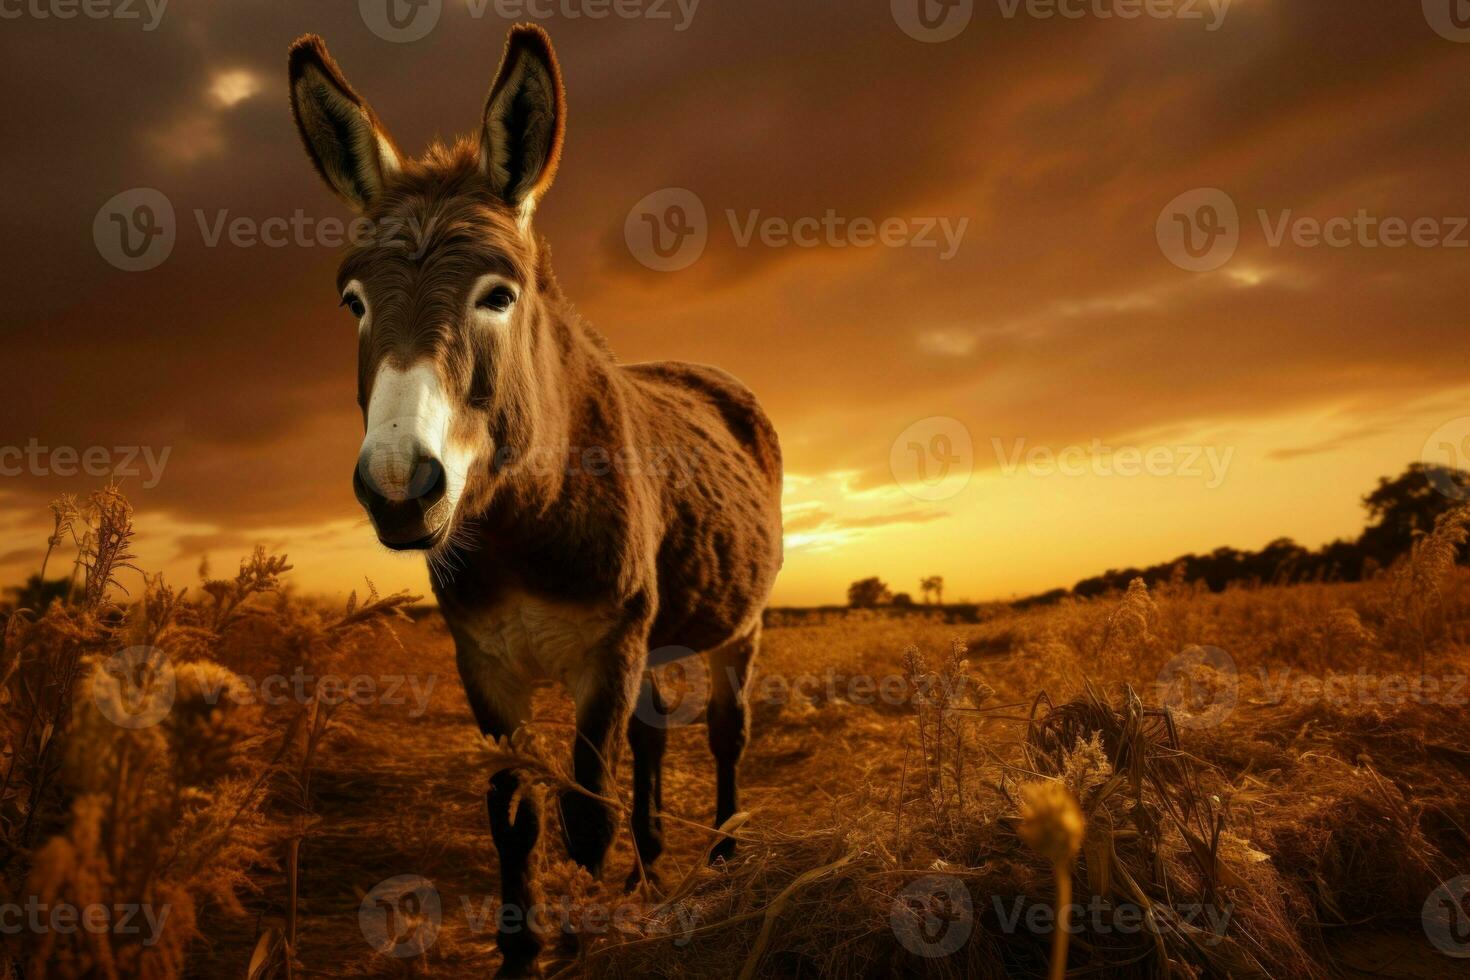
(379, 523), (448, 552)
(353, 462), (453, 552)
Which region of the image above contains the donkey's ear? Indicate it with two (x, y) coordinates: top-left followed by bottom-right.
(479, 24), (566, 216)
(289, 34), (402, 212)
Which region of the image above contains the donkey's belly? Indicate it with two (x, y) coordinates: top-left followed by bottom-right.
(454, 591), (619, 690)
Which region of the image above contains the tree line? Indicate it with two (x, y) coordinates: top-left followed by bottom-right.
(844, 463), (1469, 613)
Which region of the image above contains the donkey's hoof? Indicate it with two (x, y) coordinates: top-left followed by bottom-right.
(493, 958), (542, 980)
(708, 838), (737, 865)
(623, 864), (663, 894)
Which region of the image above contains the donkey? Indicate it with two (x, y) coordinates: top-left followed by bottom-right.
(288, 23), (783, 976)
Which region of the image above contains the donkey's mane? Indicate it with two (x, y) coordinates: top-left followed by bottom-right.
(336, 135), (613, 364)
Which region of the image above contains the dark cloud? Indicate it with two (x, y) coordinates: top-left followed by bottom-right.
(0, 1), (1465, 593)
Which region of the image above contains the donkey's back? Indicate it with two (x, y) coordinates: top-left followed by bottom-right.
(623, 360), (783, 653)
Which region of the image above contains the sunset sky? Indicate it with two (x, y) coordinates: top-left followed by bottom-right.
(2, 0), (1468, 606)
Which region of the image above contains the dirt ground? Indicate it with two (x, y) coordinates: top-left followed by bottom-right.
(190, 598), (1470, 979)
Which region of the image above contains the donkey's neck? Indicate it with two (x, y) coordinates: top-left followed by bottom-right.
(494, 277), (623, 514)
(438, 286), (633, 601)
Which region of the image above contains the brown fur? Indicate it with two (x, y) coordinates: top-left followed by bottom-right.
(290, 25), (782, 977)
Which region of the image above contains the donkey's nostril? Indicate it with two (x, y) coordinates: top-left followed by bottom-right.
(406, 456), (446, 503)
(353, 445), (450, 550)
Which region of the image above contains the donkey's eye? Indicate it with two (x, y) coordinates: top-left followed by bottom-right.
(341, 293), (366, 319)
(477, 286), (517, 314)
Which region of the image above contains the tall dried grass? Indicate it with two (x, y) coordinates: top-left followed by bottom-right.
(0, 489), (417, 979)
(5, 491), (1467, 978)
(572, 507), (1470, 978)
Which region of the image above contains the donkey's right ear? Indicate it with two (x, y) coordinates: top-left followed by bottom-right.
(288, 35), (401, 212)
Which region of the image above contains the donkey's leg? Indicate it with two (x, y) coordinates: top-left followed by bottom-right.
(624, 672), (668, 891)
(706, 622), (759, 863)
(455, 644), (541, 978)
(561, 645), (641, 877)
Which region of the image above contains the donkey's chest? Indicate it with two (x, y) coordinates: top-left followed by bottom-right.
(453, 592), (619, 689)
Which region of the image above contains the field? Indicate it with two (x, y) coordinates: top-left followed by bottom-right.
(4, 493), (1470, 978)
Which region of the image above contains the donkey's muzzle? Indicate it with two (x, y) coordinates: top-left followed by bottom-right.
(353, 442), (450, 550)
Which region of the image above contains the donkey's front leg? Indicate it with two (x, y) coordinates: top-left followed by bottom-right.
(456, 644), (542, 978)
(560, 638), (643, 877)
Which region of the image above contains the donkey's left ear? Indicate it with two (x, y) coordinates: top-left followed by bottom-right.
(289, 34), (402, 212)
(479, 24), (566, 217)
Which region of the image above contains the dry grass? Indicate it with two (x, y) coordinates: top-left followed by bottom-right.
(3, 493), (1469, 978)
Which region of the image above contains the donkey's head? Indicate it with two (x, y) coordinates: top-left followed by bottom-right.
(288, 26), (566, 552)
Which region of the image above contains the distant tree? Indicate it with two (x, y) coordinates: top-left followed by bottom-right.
(847, 577), (891, 609)
(1, 574), (69, 612)
(1062, 463), (1470, 602)
(919, 575), (945, 604)
(1359, 463), (1470, 567)
(892, 592), (915, 607)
